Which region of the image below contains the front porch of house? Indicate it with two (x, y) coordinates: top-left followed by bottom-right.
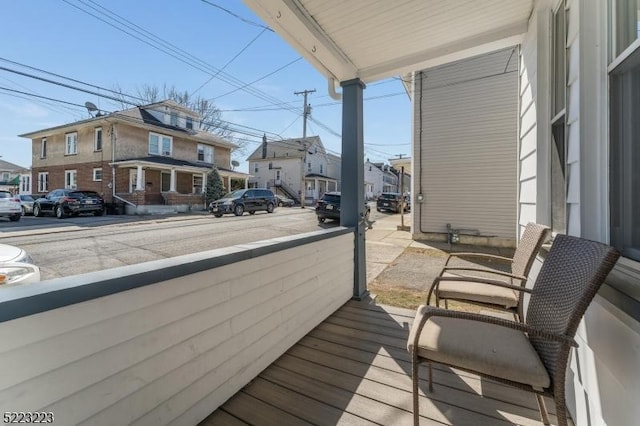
(110, 159), (250, 214)
(204, 300), (554, 425)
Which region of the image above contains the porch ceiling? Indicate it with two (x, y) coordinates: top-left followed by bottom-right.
(243, 0), (533, 84)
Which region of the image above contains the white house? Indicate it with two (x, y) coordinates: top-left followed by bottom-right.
(246, 136), (339, 205)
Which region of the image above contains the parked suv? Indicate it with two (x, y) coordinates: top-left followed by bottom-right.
(0, 191), (21, 222)
(209, 188), (277, 217)
(376, 192), (410, 213)
(316, 192), (370, 224)
(33, 189), (105, 218)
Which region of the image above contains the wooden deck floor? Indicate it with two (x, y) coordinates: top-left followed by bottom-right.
(201, 300), (556, 426)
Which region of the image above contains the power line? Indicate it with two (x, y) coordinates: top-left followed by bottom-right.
(191, 27), (269, 97)
(199, 0), (273, 32)
(60, 0), (342, 137)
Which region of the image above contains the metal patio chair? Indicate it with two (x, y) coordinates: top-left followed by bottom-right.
(428, 222), (550, 320)
(408, 234), (619, 426)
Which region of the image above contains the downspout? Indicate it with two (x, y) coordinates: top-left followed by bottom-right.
(111, 123), (116, 201)
(328, 78), (342, 101)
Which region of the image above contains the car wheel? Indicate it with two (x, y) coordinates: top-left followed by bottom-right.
(318, 217), (326, 223)
(33, 205), (41, 217)
(94, 209), (104, 216)
(214, 213), (223, 218)
(234, 204), (244, 216)
(55, 205), (66, 219)
(249, 211), (256, 215)
(267, 203), (275, 213)
(278, 201), (283, 207)
(9, 214), (20, 222)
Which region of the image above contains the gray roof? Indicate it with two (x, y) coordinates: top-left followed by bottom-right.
(0, 159), (27, 172)
(246, 136), (323, 161)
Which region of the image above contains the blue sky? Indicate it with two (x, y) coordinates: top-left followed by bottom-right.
(0, 0), (411, 172)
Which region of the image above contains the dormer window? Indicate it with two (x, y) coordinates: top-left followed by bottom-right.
(186, 117), (193, 130)
(149, 132), (172, 156)
(170, 112), (178, 126)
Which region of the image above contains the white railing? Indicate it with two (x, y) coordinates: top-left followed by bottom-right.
(0, 228), (354, 425)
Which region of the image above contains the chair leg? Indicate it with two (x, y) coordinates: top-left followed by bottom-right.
(412, 353), (420, 426)
(555, 396), (569, 426)
(536, 394), (551, 425)
(428, 362), (434, 392)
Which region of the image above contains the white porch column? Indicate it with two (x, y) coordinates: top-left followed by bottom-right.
(135, 165), (144, 191)
(244, 177), (248, 189)
(227, 176), (231, 192)
(201, 172), (207, 193)
(170, 168), (176, 192)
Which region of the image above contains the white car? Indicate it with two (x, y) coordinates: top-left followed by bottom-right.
(0, 243), (41, 287)
(0, 190), (21, 222)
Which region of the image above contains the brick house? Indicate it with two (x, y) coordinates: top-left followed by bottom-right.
(19, 100), (249, 213)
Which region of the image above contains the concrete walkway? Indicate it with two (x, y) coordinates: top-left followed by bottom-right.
(365, 213), (515, 291)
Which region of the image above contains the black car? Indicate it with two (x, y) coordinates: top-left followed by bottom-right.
(376, 192), (410, 213)
(209, 188), (277, 217)
(316, 192), (370, 224)
(33, 189), (105, 218)
(276, 194), (295, 207)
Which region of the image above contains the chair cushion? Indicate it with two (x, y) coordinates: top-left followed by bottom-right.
(437, 272), (519, 309)
(407, 305), (550, 389)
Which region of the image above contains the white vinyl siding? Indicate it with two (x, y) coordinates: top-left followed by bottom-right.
(565, 0), (580, 237)
(0, 233), (353, 425)
(414, 48), (518, 240)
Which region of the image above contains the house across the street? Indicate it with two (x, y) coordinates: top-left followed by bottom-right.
(19, 100), (249, 214)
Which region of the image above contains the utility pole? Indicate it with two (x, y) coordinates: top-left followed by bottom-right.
(295, 89), (315, 207)
(295, 89), (316, 138)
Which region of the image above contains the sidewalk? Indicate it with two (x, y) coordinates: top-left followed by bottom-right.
(365, 214), (515, 296)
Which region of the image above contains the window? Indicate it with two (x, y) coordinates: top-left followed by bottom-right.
(93, 168), (103, 182)
(65, 132), (78, 155)
(161, 172), (171, 192)
(275, 170), (281, 181)
(170, 112), (178, 126)
(65, 170), (77, 189)
(41, 138), (47, 158)
(38, 172), (48, 192)
(320, 164), (323, 174)
(307, 162), (311, 172)
(610, 27), (640, 261)
(149, 132), (172, 156)
(269, 162), (273, 169)
(193, 175), (203, 194)
(197, 144), (213, 163)
(21, 175), (30, 193)
(95, 127), (103, 151)
(610, 0), (640, 59)
(254, 163), (258, 173)
(550, 1), (567, 234)
(186, 117), (193, 130)
(1, 173), (8, 182)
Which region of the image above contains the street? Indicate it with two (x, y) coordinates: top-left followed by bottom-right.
(1, 205), (393, 280)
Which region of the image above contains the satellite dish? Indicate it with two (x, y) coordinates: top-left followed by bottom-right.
(231, 160), (240, 169)
(85, 101), (98, 112)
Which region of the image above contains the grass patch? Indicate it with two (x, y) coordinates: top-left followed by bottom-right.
(369, 283), (487, 313)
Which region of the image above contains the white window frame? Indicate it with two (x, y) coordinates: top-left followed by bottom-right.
(41, 138), (47, 158)
(65, 170), (77, 189)
(38, 172), (48, 192)
(170, 112), (178, 126)
(197, 144), (214, 163)
(93, 168), (103, 182)
(193, 175), (203, 194)
(94, 127), (103, 151)
(148, 132), (172, 156)
(186, 116), (193, 130)
(65, 132), (78, 155)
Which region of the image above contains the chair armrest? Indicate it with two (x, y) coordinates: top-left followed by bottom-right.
(411, 306), (577, 354)
(444, 252), (513, 266)
(426, 274), (531, 305)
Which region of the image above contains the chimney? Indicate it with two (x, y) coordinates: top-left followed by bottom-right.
(261, 134), (267, 159)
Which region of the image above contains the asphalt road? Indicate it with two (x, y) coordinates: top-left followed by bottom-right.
(1, 205), (389, 281)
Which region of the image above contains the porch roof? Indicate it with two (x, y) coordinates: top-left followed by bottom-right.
(111, 157), (251, 179)
(243, 0), (533, 84)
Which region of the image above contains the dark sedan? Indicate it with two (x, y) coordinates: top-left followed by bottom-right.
(33, 189), (105, 218)
(276, 194), (295, 207)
